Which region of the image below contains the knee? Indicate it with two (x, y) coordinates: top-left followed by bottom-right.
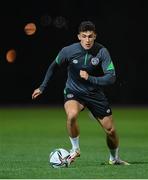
(106, 127), (116, 136)
(67, 110), (78, 122)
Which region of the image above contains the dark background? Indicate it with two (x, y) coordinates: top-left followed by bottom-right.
(0, 0), (147, 106)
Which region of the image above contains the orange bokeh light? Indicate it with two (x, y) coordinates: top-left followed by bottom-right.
(24, 22), (37, 35)
(6, 49), (16, 63)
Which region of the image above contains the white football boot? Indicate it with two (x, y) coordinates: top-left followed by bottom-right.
(67, 148), (80, 165)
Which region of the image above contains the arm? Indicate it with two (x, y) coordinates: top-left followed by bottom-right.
(80, 48), (116, 86)
(32, 61), (59, 99)
(32, 48), (67, 99)
(39, 61), (59, 93)
(88, 72), (116, 85)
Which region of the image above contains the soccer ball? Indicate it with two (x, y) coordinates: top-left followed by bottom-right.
(49, 148), (70, 168)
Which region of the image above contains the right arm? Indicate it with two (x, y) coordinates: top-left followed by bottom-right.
(32, 47), (68, 99)
(32, 60), (59, 99)
(39, 60), (59, 93)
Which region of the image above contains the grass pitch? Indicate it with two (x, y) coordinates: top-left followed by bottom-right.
(0, 106), (148, 179)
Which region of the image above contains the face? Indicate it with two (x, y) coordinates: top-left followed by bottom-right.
(78, 31), (96, 50)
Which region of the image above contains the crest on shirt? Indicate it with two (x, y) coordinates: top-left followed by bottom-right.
(91, 57), (99, 66)
(72, 59), (78, 64)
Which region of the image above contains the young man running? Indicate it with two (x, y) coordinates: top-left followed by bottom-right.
(32, 21), (129, 165)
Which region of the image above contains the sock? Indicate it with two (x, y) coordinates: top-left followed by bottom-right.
(109, 147), (119, 161)
(69, 136), (80, 150)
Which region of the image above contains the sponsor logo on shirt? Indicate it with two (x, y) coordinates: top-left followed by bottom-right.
(67, 94), (74, 98)
(72, 59), (78, 64)
(106, 109), (111, 113)
(91, 57), (99, 66)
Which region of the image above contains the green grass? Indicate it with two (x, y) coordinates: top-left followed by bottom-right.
(0, 106), (148, 179)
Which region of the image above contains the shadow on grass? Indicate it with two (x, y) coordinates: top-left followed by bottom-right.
(100, 161), (148, 165)
(129, 161), (148, 164)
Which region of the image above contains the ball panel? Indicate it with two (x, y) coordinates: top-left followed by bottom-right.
(49, 148), (70, 168)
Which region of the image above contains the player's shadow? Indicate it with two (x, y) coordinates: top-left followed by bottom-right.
(129, 161), (148, 164)
(100, 161), (148, 165)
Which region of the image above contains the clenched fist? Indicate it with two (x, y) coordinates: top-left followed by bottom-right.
(80, 70), (89, 80)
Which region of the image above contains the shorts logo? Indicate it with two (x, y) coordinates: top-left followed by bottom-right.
(106, 109), (111, 113)
(67, 94), (74, 98)
(72, 59), (78, 64)
(91, 57), (99, 66)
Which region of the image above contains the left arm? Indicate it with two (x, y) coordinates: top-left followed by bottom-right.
(87, 72), (116, 85)
(80, 48), (116, 85)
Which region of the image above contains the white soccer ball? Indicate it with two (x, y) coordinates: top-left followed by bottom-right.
(49, 148), (70, 168)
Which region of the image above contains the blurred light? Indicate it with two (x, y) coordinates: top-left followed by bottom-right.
(6, 49), (16, 63)
(40, 14), (52, 27)
(24, 22), (37, 35)
(53, 16), (67, 29)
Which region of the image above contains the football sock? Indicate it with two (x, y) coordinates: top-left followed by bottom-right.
(69, 136), (80, 150)
(109, 147), (119, 161)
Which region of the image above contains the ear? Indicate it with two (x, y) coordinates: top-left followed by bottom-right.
(94, 33), (97, 40)
(77, 34), (81, 40)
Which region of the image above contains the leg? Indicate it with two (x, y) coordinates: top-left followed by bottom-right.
(97, 115), (119, 150)
(64, 100), (84, 163)
(64, 100), (84, 138)
(97, 115), (130, 165)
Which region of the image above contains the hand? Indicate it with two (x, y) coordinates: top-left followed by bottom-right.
(32, 88), (42, 99)
(80, 70), (89, 80)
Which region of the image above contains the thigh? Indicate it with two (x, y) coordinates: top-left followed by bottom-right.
(64, 100), (84, 115)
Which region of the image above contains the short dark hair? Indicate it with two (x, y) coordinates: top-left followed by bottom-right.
(78, 21), (96, 33)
